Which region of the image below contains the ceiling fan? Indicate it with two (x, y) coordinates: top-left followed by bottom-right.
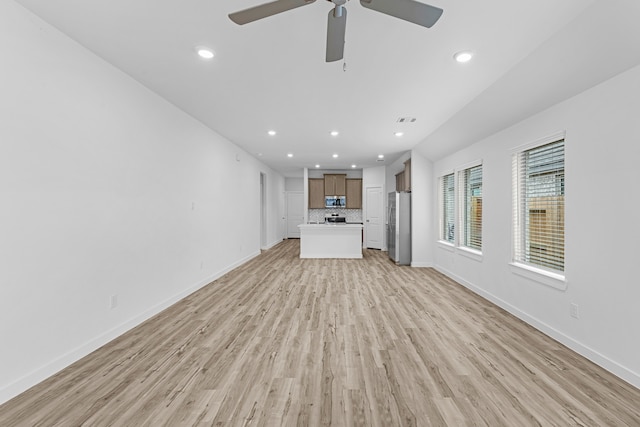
(228, 0), (443, 62)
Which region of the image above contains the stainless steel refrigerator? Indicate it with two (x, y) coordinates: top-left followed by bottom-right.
(387, 192), (411, 265)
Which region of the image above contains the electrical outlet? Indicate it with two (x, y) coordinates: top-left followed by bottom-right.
(570, 303), (579, 319)
(191, 201), (195, 211)
(110, 294), (118, 310)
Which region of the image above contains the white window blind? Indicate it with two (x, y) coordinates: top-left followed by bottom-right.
(440, 173), (455, 243)
(459, 164), (483, 250)
(512, 139), (565, 271)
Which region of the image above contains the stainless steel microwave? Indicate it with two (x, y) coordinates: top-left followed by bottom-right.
(325, 196), (346, 208)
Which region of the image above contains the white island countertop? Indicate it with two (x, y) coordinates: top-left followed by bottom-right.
(298, 223), (363, 228)
(298, 223), (363, 259)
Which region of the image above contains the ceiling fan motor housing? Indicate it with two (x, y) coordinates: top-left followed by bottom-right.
(330, 0), (347, 18)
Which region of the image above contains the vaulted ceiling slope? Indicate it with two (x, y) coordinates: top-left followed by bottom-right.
(12, 0), (640, 176)
(415, 0), (640, 161)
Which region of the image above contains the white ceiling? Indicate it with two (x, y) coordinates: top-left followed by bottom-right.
(13, 0), (640, 176)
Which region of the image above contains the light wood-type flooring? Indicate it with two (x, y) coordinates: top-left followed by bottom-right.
(2, 239), (640, 426)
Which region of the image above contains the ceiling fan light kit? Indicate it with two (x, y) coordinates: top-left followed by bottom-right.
(228, 0), (443, 62)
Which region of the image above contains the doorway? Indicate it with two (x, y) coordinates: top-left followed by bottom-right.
(285, 191), (304, 238)
(365, 186), (383, 249)
(260, 172), (267, 249)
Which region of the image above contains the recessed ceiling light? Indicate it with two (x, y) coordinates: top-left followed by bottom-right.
(196, 47), (215, 59)
(351, 164), (357, 168)
(394, 132), (404, 137)
(378, 154), (384, 159)
(330, 131), (339, 137)
(315, 164), (320, 168)
(268, 130), (276, 136)
(287, 153), (293, 158)
(454, 51), (474, 63)
(332, 154), (339, 158)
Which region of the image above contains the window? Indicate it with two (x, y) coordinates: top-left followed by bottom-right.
(439, 173), (455, 243)
(512, 139), (565, 272)
(459, 164), (483, 251)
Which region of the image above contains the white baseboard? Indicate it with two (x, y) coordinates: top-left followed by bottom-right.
(262, 239), (283, 251)
(434, 265), (640, 390)
(0, 250), (261, 405)
(411, 261), (434, 268)
(300, 253), (363, 259)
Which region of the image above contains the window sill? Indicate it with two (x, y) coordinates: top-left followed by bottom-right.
(457, 247), (483, 262)
(509, 262), (567, 291)
(437, 241), (455, 252)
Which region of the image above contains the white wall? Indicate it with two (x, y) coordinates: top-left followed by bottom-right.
(385, 152), (411, 193)
(265, 173), (285, 249)
(426, 64), (640, 387)
(0, 0), (284, 403)
(362, 166), (386, 189)
(308, 169), (363, 179)
(284, 177), (303, 192)
(410, 151), (434, 267)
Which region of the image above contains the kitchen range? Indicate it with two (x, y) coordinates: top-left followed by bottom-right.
(324, 213), (346, 224)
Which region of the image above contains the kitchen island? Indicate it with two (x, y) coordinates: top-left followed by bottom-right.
(298, 223), (363, 259)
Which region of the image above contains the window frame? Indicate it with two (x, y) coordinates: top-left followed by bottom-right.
(510, 132), (567, 290)
(438, 171), (456, 246)
(458, 161), (483, 256)
(437, 161), (484, 262)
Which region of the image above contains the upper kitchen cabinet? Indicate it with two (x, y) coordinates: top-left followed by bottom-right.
(403, 159), (411, 191)
(395, 159), (412, 192)
(308, 178), (325, 209)
(346, 179), (362, 209)
(395, 171), (405, 192)
(324, 174), (346, 196)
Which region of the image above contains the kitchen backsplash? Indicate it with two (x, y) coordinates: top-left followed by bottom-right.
(309, 209), (363, 223)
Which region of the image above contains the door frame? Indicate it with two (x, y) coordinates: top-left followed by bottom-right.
(364, 185), (383, 250)
(285, 191), (304, 239)
(260, 172), (267, 249)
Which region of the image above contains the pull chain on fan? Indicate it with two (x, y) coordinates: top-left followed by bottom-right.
(228, 0), (443, 62)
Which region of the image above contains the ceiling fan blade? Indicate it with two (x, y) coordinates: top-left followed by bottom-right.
(229, 0), (316, 25)
(326, 7), (347, 62)
(360, 0), (443, 28)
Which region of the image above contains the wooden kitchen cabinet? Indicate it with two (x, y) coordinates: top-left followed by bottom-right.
(308, 178), (325, 209)
(395, 159), (412, 192)
(395, 171), (405, 192)
(346, 179), (362, 209)
(324, 174), (346, 196)
(403, 159), (411, 191)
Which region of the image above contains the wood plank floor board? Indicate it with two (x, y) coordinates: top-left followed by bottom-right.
(2, 239), (640, 426)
